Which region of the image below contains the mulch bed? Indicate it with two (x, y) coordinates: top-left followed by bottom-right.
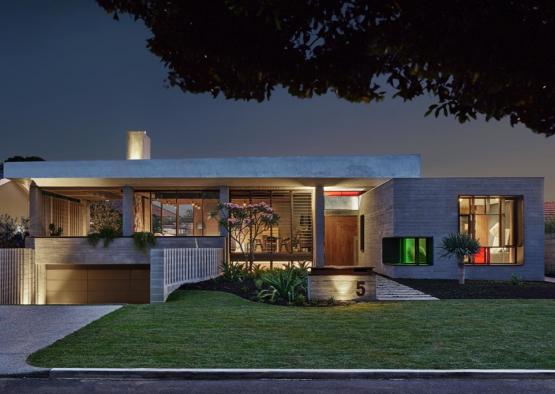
(395, 278), (555, 299)
(181, 278), (259, 300)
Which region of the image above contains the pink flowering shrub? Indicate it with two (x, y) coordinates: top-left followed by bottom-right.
(219, 202), (279, 270)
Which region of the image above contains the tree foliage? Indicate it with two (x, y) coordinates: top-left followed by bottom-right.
(89, 201), (122, 234)
(97, 0), (555, 135)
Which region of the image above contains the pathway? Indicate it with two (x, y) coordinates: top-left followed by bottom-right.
(376, 276), (438, 301)
(0, 305), (120, 375)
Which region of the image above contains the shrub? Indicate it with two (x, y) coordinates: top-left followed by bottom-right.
(546, 219), (555, 234)
(0, 215), (29, 248)
(257, 267), (306, 304)
(133, 231), (156, 252)
(221, 260), (246, 282)
(87, 227), (121, 248)
(48, 223), (63, 236)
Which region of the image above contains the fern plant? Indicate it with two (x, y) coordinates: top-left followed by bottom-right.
(133, 232), (156, 252)
(87, 227), (121, 248)
(440, 233), (480, 284)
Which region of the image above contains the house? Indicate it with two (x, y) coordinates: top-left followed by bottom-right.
(545, 201), (555, 220)
(0, 178), (29, 219)
(2, 131), (545, 304)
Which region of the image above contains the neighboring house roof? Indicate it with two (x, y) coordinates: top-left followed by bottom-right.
(546, 202), (555, 219)
(3, 155), (421, 188)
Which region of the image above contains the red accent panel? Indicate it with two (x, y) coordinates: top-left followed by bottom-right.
(325, 191), (363, 197)
(474, 248), (487, 264)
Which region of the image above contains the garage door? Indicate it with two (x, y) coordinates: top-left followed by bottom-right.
(46, 265), (149, 304)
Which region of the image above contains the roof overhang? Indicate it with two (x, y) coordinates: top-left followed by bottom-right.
(4, 155), (421, 189)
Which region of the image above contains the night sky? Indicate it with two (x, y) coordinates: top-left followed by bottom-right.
(1, 1), (554, 200)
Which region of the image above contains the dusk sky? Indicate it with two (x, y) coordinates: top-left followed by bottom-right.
(1, 1), (554, 200)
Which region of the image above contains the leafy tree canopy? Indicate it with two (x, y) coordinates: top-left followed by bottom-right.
(97, 1), (555, 136)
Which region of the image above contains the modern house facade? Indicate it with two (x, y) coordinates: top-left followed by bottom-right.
(2, 131), (545, 304)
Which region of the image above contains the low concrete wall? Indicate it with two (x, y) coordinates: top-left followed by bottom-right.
(546, 234), (555, 276)
(308, 269), (376, 302)
(30, 237), (225, 266)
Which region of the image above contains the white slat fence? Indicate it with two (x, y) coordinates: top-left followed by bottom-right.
(164, 248), (222, 288)
(0, 249), (37, 304)
(150, 247), (223, 303)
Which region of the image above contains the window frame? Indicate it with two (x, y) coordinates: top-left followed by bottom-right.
(382, 237), (434, 266)
(457, 195), (524, 265)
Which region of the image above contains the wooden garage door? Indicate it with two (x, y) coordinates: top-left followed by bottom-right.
(46, 265), (149, 304)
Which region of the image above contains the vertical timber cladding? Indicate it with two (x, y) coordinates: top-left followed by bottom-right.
(41, 192), (84, 236)
(45, 264), (149, 304)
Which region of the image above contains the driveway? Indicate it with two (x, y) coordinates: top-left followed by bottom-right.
(0, 305), (120, 375)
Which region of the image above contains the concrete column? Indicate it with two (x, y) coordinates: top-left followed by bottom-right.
(218, 186), (230, 236)
(313, 185), (325, 267)
(219, 186), (230, 265)
(122, 186), (134, 236)
(29, 182), (44, 237)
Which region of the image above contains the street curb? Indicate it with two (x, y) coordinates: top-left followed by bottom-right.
(48, 368), (555, 380)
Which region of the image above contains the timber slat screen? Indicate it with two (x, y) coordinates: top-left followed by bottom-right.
(0, 249), (37, 304)
(41, 193), (85, 236)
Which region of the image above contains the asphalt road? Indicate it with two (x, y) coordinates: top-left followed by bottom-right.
(1, 378), (554, 393)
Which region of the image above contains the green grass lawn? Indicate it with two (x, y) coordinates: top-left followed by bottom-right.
(28, 290), (555, 369)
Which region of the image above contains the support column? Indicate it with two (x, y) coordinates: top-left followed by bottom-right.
(219, 186), (230, 265)
(313, 185), (325, 267)
(29, 182), (44, 237)
(122, 186), (134, 236)
(218, 186), (230, 236)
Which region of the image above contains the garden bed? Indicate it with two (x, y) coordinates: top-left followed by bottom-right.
(394, 278), (555, 299)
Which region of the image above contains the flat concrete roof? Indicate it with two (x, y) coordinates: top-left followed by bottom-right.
(4, 155), (421, 187)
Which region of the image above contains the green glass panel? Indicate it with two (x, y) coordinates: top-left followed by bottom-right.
(400, 238), (415, 264)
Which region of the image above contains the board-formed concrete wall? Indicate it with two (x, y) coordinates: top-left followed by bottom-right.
(30, 237), (225, 266)
(358, 182), (394, 269)
(360, 178), (545, 281)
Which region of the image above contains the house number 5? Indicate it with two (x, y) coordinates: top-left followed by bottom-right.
(356, 281), (366, 296)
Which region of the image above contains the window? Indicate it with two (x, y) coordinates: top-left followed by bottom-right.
(359, 215), (365, 252)
(382, 237), (433, 265)
(458, 196), (523, 264)
(149, 191), (220, 236)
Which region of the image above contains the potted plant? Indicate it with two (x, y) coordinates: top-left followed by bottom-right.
(440, 233), (480, 285)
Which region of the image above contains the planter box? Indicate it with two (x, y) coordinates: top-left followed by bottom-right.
(308, 266), (376, 302)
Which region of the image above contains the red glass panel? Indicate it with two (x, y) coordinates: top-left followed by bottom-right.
(474, 248), (487, 264)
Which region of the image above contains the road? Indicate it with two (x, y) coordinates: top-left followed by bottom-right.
(1, 378), (554, 393)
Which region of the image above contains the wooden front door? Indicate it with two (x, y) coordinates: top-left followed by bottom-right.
(325, 215), (357, 266)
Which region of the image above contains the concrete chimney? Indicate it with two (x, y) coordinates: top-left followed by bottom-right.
(126, 131), (151, 160)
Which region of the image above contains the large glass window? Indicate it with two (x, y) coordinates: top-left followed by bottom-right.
(458, 196), (523, 264)
(149, 191), (220, 236)
(229, 190), (313, 265)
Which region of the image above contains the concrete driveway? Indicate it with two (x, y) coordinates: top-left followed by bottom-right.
(0, 305), (120, 375)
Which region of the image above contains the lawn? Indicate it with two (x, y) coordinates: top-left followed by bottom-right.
(28, 290), (555, 369)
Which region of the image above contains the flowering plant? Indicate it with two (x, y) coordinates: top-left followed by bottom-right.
(219, 202), (279, 269)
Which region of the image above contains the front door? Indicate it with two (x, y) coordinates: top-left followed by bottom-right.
(325, 215), (357, 265)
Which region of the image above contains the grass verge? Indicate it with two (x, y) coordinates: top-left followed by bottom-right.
(28, 290), (555, 369)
